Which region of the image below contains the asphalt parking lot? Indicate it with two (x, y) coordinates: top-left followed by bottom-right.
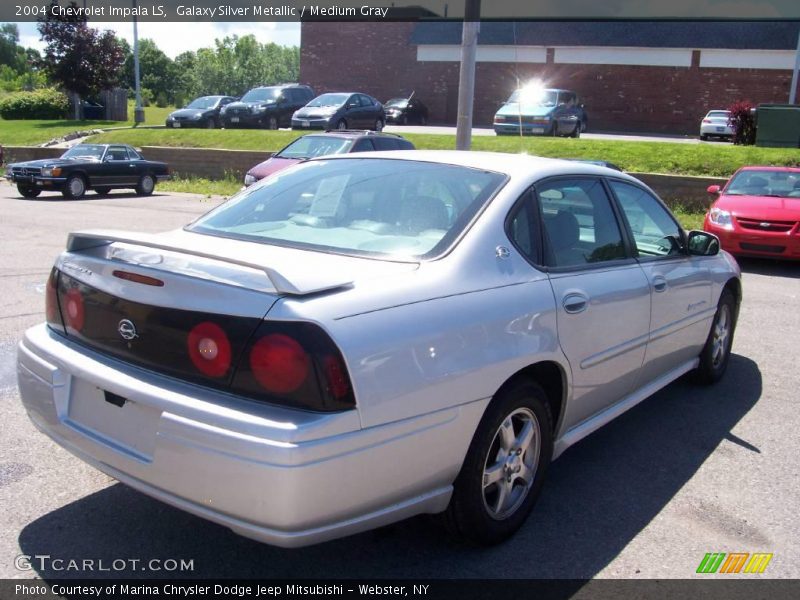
(0, 180), (798, 580)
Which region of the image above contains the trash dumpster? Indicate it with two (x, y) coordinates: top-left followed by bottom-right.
(755, 104), (800, 148)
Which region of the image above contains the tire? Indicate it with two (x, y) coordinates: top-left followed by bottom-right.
(206, 118), (216, 129)
(420, 115), (428, 126)
(336, 119), (347, 131)
(695, 289), (737, 385)
(17, 184), (40, 198)
(135, 174), (155, 196)
(441, 380), (553, 545)
(401, 115), (408, 126)
(571, 121), (582, 138)
(700, 134), (709, 141)
(267, 116), (278, 130)
(374, 118), (384, 132)
(94, 187), (111, 195)
(62, 175), (86, 199)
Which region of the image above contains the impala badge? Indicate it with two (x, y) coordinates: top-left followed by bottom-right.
(118, 319), (138, 341)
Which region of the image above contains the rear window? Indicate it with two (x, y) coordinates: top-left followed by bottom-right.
(707, 111), (730, 118)
(188, 159), (506, 260)
(277, 136), (353, 159)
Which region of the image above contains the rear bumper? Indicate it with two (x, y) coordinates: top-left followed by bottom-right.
(700, 124), (733, 137)
(16, 324), (482, 547)
(704, 219), (800, 259)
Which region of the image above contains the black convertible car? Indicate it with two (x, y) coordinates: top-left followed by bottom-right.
(5, 144), (171, 199)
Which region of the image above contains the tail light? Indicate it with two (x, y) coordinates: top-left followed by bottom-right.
(703, 119), (712, 123)
(63, 284), (85, 333)
(45, 268), (65, 333)
(233, 321), (355, 412)
(187, 321), (232, 378)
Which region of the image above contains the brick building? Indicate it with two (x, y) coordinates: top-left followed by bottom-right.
(299, 21), (800, 134)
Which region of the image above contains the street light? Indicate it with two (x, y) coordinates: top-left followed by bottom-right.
(455, 0), (481, 150)
(133, 0), (144, 123)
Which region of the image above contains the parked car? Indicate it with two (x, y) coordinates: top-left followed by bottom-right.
(81, 99), (105, 120)
(704, 166), (800, 259)
(292, 93), (385, 131)
(700, 110), (733, 141)
(166, 95), (237, 129)
(243, 131), (415, 186)
(5, 143), (170, 199)
(494, 87), (587, 137)
(384, 96), (429, 125)
(17, 152), (740, 548)
(221, 84), (314, 129)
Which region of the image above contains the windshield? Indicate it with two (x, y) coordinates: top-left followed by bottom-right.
(386, 98), (409, 108)
(507, 89), (559, 107)
(188, 159), (507, 260)
(186, 97), (219, 109)
(725, 169), (800, 198)
(306, 93), (349, 108)
(707, 111), (730, 119)
(277, 136), (353, 159)
(241, 88), (281, 103)
(61, 144), (106, 160)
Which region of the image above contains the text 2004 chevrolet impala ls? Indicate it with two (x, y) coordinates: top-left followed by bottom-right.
(17, 152), (741, 547)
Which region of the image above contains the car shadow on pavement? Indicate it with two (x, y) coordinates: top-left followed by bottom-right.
(736, 257), (800, 279)
(19, 355), (761, 580)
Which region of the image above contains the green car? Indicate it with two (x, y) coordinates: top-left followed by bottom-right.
(493, 87), (588, 137)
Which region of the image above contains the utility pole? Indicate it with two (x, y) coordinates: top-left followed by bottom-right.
(455, 0), (481, 150)
(790, 27), (800, 104)
(133, 0), (144, 123)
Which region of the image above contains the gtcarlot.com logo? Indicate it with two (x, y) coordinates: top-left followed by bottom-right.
(15, 554), (194, 573)
(696, 552), (773, 574)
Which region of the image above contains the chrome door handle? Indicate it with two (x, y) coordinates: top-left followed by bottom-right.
(653, 276), (667, 292)
(563, 293), (588, 314)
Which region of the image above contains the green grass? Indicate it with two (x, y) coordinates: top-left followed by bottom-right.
(86, 128), (800, 177)
(0, 101), (175, 146)
(670, 205), (706, 231)
(159, 174), (242, 197)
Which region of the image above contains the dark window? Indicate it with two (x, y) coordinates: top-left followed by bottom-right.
(107, 146), (129, 161)
(358, 95), (374, 107)
(507, 192), (539, 263)
(609, 181), (684, 259)
(352, 139), (376, 152)
(536, 178), (626, 268)
(372, 137), (397, 151)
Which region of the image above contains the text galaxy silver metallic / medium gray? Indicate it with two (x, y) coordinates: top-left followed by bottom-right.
(16, 151), (741, 547)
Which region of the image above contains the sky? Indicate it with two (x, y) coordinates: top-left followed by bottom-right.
(15, 22), (301, 57)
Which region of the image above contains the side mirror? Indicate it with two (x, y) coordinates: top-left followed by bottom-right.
(707, 184), (721, 196)
(687, 230), (720, 256)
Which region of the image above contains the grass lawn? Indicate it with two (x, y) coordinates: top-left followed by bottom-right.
(86, 128), (799, 178)
(1, 101), (174, 146)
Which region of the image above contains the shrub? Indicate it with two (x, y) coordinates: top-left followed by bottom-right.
(0, 88), (69, 119)
(140, 88), (154, 107)
(155, 91), (169, 108)
(728, 100), (757, 145)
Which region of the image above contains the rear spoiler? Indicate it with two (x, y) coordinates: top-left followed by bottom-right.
(66, 229), (353, 296)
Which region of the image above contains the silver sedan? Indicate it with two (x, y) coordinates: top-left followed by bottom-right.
(17, 151), (741, 547)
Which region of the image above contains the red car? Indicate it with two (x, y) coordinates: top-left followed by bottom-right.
(243, 131), (414, 186)
(704, 166), (800, 260)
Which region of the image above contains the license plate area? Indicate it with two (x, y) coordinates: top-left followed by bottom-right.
(231, 117), (240, 123)
(66, 378), (158, 460)
(173, 122), (181, 128)
(301, 120), (310, 127)
(530, 126), (545, 134)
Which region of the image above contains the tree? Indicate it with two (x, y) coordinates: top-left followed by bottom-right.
(0, 23), (29, 73)
(37, 1), (125, 118)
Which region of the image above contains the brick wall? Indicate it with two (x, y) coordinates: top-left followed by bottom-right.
(300, 22), (794, 135)
(139, 147), (272, 179)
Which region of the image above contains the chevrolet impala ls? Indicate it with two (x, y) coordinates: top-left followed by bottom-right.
(17, 152), (741, 547)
